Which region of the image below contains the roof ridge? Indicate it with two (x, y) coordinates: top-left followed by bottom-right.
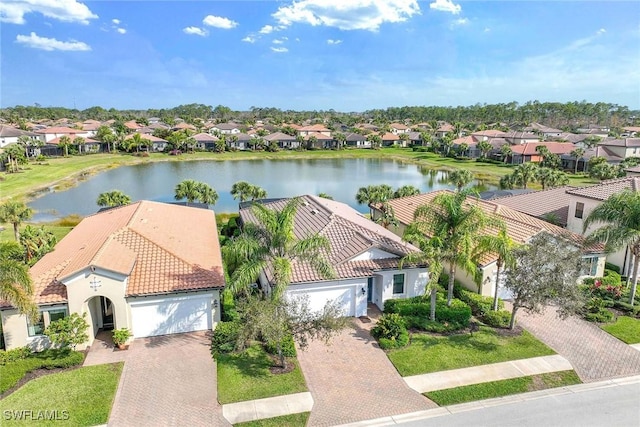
(123, 227), (196, 270)
(90, 227), (129, 268)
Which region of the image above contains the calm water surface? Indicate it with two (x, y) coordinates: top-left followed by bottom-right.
(28, 158), (490, 221)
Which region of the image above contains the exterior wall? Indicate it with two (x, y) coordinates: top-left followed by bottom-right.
(374, 268), (428, 310)
(1, 304), (69, 351)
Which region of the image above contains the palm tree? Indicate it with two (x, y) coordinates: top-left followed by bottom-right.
(249, 185), (267, 201)
(231, 181), (265, 202)
(584, 190), (640, 305)
(500, 144), (513, 163)
(96, 190), (131, 207)
(0, 200), (33, 241)
(355, 185), (393, 216)
(197, 182), (219, 205)
(0, 241), (37, 320)
(447, 170), (474, 191)
(477, 140), (493, 159)
(513, 162), (539, 189)
(224, 197), (335, 300)
(570, 147), (585, 174)
(474, 228), (517, 311)
(174, 179), (202, 203)
(410, 190), (502, 305)
(400, 231), (444, 321)
(20, 225), (57, 264)
(58, 135), (72, 157)
(393, 185), (420, 199)
(537, 168), (569, 190)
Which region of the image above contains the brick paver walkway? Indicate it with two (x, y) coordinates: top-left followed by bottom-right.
(517, 308), (640, 382)
(297, 312), (436, 427)
(106, 332), (229, 427)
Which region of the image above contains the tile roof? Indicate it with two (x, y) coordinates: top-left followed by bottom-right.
(35, 126), (83, 134)
(47, 136), (99, 145)
(125, 133), (168, 142)
(566, 177), (640, 201)
(379, 190), (602, 266)
(598, 138), (640, 148)
(239, 195), (419, 284)
(264, 132), (296, 141)
(0, 125), (39, 138)
(298, 124), (330, 132)
(510, 142), (575, 156)
(14, 201), (224, 307)
(390, 123), (409, 130)
(491, 186), (576, 227)
(193, 132), (218, 142)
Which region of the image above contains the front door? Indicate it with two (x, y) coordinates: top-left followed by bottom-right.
(101, 297), (114, 330)
(367, 277), (374, 303)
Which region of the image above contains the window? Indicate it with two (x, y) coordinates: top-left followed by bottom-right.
(27, 313), (45, 337)
(48, 309), (68, 323)
(393, 273), (405, 294)
(582, 257), (599, 276)
(575, 202), (584, 219)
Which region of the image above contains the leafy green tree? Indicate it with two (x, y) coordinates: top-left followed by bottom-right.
(223, 197), (335, 299)
(570, 147), (585, 174)
(504, 232), (585, 329)
(58, 135), (72, 157)
(356, 185), (394, 216)
(477, 140), (493, 159)
(536, 167), (569, 190)
(584, 190), (640, 305)
(231, 181), (267, 202)
(44, 312), (89, 350)
(513, 162), (539, 189)
(393, 185), (420, 199)
(0, 241), (37, 320)
(447, 169), (474, 191)
(0, 144), (28, 172)
(197, 182), (219, 205)
(20, 225), (57, 264)
(174, 179), (216, 204)
(500, 144), (513, 163)
(410, 190), (502, 305)
(317, 193), (333, 200)
(96, 190), (131, 207)
(366, 133), (382, 150)
(0, 200), (33, 241)
(474, 228), (517, 311)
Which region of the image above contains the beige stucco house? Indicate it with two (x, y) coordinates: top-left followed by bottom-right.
(373, 191), (606, 298)
(1, 201), (225, 351)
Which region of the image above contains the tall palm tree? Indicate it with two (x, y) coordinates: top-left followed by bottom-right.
(477, 140), (493, 159)
(0, 200), (33, 241)
(0, 241), (37, 320)
(570, 147), (585, 174)
(584, 190), (640, 305)
(513, 162), (539, 189)
(474, 228), (517, 311)
(447, 169), (474, 191)
(355, 185), (393, 216)
(224, 197), (335, 300)
(174, 179), (202, 203)
(96, 190), (131, 207)
(231, 181), (266, 202)
(20, 225), (57, 264)
(500, 144), (513, 163)
(197, 183), (219, 205)
(410, 190), (502, 305)
(393, 185), (420, 199)
(58, 135), (72, 157)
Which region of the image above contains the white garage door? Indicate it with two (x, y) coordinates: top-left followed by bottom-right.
(129, 293), (212, 338)
(287, 286), (355, 316)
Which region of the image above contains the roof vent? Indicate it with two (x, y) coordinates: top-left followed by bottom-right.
(310, 209), (318, 215)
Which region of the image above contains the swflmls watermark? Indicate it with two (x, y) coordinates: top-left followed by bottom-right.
(3, 410), (70, 421)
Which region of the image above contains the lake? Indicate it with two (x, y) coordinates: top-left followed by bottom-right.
(28, 158), (491, 221)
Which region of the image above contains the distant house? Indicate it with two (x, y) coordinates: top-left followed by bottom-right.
(0, 125), (45, 148)
(389, 123), (410, 135)
(263, 132), (299, 149)
(45, 136), (102, 155)
(525, 123), (563, 139)
(345, 132), (370, 148)
(380, 132), (400, 147)
(502, 131), (539, 145)
(124, 133), (168, 152)
(298, 124), (331, 138)
(172, 123), (197, 132)
(596, 138), (640, 160)
(373, 190), (605, 298)
(510, 142), (574, 164)
(239, 195), (428, 316)
(226, 133), (252, 150)
(193, 132), (219, 151)
(435, 123), (454, 138)
(0, 201), (225, 351)
(305, 132), (333, 149)
(622, 126), (640, 137)
(210, 123), (241, 135)
(35, 127), (89, 143)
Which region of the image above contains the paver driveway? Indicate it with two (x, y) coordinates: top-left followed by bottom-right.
(297, 317), (436, 427)
(517, 309), (640, 382)
(105, 332), (229, 427)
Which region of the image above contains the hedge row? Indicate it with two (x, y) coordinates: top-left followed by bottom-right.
(454, 285), (511, 328)
(383, 296), (472, 327)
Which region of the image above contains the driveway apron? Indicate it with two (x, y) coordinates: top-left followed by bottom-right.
(517, 308), (640, 382)
(297, 317), (436, 427)
(106, 332), (229, 426)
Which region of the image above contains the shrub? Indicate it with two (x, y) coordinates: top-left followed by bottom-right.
(605, 263), (621, 274)
(435, 299), (472, 326)
(0, 347), (32, 365)
(481, 310), (512, 328)
(221, 290), (239, 322)
(404, 316), (465, 333)
(613, 301), (640, 316)
(38, 349), (84, 369)
(585, 310), (614, 323)
(112, 328), (132, 346)
(44, 312), (89, 350)
(372, 313), (406, 338)
(455, 286), (504, 316)
(211, 321), (240, 355)
(378, 330), (409, 350)
(264, 334), (297, 357)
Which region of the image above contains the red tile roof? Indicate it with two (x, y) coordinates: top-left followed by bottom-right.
(510, 142), (574, 156)
(566, 177), (640, 201)
(35, 126), (83, 134)
(14, 201), (225, 307)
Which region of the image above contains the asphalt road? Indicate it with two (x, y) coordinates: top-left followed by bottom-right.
(395, 381), (640, 427)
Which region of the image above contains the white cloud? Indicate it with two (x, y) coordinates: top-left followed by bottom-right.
(183, 26), (208, 37)
(452, 18), (468, 26)
(327, 39), (342, 45)
(597, 28), (606, 35)
(16, 32), (90, 51)
(242, 35), (256, 43)
(116, 27), (126, 34)
(429, 0), (461, 15)
(203, 15), (238, 29)
(273, 0), (420, 32)
(259, 24), (275, 34)
(112, 18), (120, 25)
(0, 0), (98, 24)
(273, 39), (284, 44)
(271, 46), (288, 53)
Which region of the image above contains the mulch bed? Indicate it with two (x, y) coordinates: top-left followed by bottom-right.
(267, 354), (295, 375)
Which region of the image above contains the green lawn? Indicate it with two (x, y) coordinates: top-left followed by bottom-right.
(388, 328), (555, 377)
(0, 363), (123, 426)
(217, 344), (307, 404)
(601, 316), (640, 344)
(425, 370), (581, 406)
(234, 412), (310, 427)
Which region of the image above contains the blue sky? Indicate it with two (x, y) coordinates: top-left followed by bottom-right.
(1, 0), (639, 111)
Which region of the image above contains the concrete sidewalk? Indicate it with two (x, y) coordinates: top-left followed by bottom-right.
(404, 354), (572, 393)
(221, 392), (313, 425)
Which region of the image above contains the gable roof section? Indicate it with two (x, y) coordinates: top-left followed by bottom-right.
(491, 186), (576, 226)
(21, 201), (224, 306)
(381, 190), (602, 266)
(566, 177), (640, 201)
(598, 138), (640, 148)
(35, 126), (83, 135)
(510, 142), (574, 156)
(0, 125), (39, 138)
(239, 195), (418, 284)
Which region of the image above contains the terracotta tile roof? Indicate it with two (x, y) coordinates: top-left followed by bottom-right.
(598, 138), (640, 148)
(35, 126), (83, 134)
(471, 130), (507, 138)
(173, 123), (197, 131)
(491, 186), (576, 226)
(124, 133), (167, 142)
(379, 191), (602, 267)
(239, 195), (419, 284)
(566, 177), (640, 201)
(390, 123), (409, 130)
(47, 136), (99, 145)
(298, 124), (330, 132)
(624, 126), (640, 133)
(381, 132), (399, 141)
(124, 120), (140, 130)
(264, 132), (296, 141)
(192, 132), (218, 142)
(510, 142), (574, 156)
(14, 201), (224, 307)
(304, 132), (333, 140)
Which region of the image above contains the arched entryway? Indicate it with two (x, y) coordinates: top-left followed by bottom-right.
(86, 295), (116, 338)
